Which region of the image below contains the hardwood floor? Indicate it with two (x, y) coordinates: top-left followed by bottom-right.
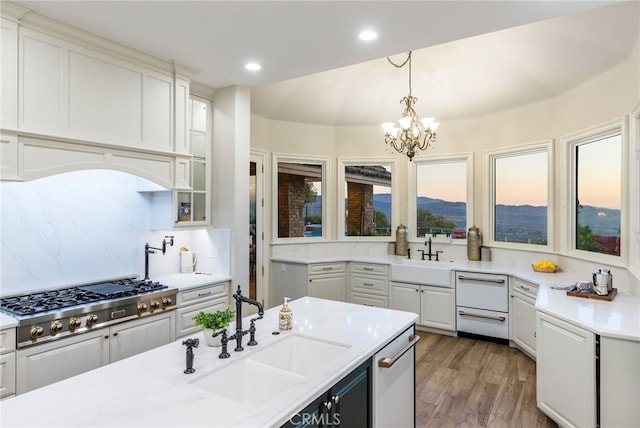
(415, 332), (558, 428)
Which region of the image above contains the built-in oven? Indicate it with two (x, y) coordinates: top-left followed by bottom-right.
(455, 271), (509, 342)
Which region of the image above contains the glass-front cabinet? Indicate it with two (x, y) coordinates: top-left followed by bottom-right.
(143, 94), (211, 229)
(175, 96), (211, 225)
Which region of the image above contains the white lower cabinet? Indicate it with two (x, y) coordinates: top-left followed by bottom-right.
(510, 277), (539, 358)
(536, 311), (596, 428)
(600, 336), (640, 427)
(0, 327), (17, 399)
(390, 282), (455, 331)
(308, 263), (346, 302)
(16, 311), (175, 394)
(176, 282), (229, 338)
(349, 262), (389, 308)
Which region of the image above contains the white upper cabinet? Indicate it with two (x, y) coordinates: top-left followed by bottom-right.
(1, 18), (18, 129)
(14, 26), (187, 156)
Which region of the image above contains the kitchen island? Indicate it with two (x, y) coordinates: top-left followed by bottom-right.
(0, 297), (417, 427)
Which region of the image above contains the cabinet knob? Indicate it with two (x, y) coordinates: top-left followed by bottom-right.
(324, 401), (332, 411)
(332, 395), (340, 404)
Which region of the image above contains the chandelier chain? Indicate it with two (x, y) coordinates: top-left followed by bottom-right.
(386, 51), (413, 97)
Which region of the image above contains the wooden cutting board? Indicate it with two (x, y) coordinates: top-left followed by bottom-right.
(566, 288), (617, 301)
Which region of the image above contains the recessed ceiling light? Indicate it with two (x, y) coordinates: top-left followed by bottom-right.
(245, 62), (261, 71)
(358, 30), (379, 41)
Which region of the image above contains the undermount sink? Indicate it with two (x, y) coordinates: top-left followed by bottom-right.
(190, 358), (306, 406)
(390, 259), (452, 287)
(189, 334), (351, 407)
(251, 334), (351, 377)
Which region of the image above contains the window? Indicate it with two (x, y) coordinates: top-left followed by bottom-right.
(410, 154), (473, 241)
(337, 158), (397, 239)
(486, 141), (553, 248)
(272, 154), (329, 241)
(564, 120), (624, 259)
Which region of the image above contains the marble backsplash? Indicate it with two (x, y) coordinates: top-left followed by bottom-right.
(0, 170), (229, 296)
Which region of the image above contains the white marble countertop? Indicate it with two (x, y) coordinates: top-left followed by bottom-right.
(272, 255), (640, 341)
(153, 272), (231, 291)
(0, 297), (417, 427)
(0, 312), (17, 329)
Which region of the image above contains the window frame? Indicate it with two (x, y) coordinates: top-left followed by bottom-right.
(408, 152), (474, 244)
(271, 153), (331, 244)
(337, 157), (398, 241)
(484, 140), (555, 251)
(560, 118), (628, 266)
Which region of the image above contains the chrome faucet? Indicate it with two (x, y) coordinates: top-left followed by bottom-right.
(144, 235), (174, 280)
(219, 285), (264, 358)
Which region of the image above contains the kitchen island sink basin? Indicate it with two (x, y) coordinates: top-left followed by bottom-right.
(390, 259), (452, 286)
(189, 358), (306, 406)
(188, 333), (351, 406)
(251, 334), (351, 377)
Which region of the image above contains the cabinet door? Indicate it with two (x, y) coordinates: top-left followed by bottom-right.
(420, 286), (455, 331)
(281, 392), (326, 427)
(600, 337), (640, 427)
(16, 329), (109, 394)
(536, 312), (595, 428)
(332, 358), (371, 427)
(390, 283), (420, 315)
(308, 274), (345, 302)
(109, 312), (175, 362)
(0, 352), (16, 398)
(511, 292), (536, 357)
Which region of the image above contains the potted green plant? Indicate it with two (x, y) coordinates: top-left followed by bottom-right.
(193, 307), (235, 347)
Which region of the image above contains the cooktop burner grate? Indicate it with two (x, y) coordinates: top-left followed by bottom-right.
(0, 279), (168, 317)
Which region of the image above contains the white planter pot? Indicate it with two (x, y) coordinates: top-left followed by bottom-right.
(203, 328), (225, 347)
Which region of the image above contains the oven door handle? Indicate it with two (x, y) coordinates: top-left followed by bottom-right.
(378, 335), (421, 368)
(457, 275), (505, 284)
(458, 310), (506, 322)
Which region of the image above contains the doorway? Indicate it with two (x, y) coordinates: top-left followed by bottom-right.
(249, 151), (266, 303)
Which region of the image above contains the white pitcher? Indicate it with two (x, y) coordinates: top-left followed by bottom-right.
(180, 251), (197, 273)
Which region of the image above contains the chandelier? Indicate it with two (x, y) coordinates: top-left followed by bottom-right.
(381, 51), (439, 161)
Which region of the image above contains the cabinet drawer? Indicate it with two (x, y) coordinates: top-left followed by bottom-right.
(175, 297), (228, 338)
(351, 274), (388, 296)
(350, 292), (388, 308)
(0, 328), (16, 354)
(0, 351), (16, 398)
(177, 282), (228, 306)
(308, 262), (345, 275)
(511, 277), (539, 299)
(350, 262), (389, 276)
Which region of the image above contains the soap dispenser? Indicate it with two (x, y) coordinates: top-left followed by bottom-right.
(279, 297), (292, 331)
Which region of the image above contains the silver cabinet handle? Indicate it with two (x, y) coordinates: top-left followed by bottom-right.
(519, 285), (530, 291)
(458, 310), (505, 322)
(457, 275), (505, 284)
(363, 267), (374, 271)
(378, 335), (421, 368)
(197, 291), (212, 297)
(363, 282), (374, 286)
(321, 267), (333, 271)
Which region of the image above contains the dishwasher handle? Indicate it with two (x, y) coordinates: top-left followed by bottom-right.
(378, 335), (421, 368)
(457, 275), (505, 284)
(458, 310), (506, 322)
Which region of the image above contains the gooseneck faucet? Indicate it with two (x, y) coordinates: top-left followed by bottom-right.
(224, 285), (264, 355)
(144, 235), (174, 280)
(422, 237), (443, 261)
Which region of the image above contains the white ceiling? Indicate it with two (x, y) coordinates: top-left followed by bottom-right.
(12, 1), (640, 125)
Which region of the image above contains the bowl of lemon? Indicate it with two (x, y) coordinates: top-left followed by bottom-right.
(532, 260), (559, 273)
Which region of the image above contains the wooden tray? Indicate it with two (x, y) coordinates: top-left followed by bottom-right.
(566, 288), (617, 301)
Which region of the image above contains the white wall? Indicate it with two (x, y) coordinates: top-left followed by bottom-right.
(251, 43), (640, 278)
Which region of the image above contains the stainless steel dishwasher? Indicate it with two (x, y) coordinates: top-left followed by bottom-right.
(373, 325), (420, 427)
